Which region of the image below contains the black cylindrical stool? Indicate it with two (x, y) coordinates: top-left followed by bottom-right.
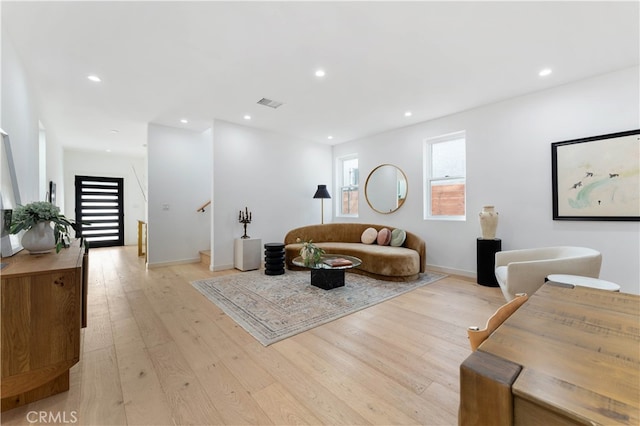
(264, 243), (285, 275)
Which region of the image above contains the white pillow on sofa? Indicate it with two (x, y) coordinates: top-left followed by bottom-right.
(361, 227), (378, 244)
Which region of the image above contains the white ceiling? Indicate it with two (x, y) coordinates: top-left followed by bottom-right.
(2, 1), (639, 157)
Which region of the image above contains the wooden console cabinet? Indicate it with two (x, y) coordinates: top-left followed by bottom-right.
(1, 241), (87, 412)
(459, 284), (639, 425)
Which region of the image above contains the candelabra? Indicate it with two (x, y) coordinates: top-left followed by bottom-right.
(238, 207), (252, 239)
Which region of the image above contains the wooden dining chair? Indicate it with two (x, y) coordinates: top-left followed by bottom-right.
(467, 293), (529, 351)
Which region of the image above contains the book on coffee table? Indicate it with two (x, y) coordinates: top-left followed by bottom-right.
(323, 258), (353, 267)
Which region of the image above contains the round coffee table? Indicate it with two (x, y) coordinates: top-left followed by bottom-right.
(292, 254), (362, 290)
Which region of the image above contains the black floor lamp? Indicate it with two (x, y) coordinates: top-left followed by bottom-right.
(313, 184), (331, 224)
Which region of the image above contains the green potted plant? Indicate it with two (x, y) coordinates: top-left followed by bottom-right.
(296, 238), (325, 267)
(10, 201), (76, 253)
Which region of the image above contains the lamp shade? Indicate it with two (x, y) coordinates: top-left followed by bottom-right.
(313, 184), (331, 199)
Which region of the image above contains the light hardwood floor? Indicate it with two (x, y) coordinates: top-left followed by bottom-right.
(2, 245), (505, 426)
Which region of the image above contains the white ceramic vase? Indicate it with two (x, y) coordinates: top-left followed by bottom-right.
(300, 246), (315, 266)
(21, 221), (56, 254)
(479, 205), (499, 240)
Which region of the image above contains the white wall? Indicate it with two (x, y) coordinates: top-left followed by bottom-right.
(147, 124), (212, 266)
(4, 15), (637, 292)
(44, 126), (67, 213)
(1, 29), (40, 204)
(334, 67), (640, 294)
(63, 150), (146, 246)
(212, 120), (332, 270)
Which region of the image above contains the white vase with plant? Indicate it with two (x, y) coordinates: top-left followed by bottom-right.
(10, 201), (76, 254)
(296, 238), (325, 267)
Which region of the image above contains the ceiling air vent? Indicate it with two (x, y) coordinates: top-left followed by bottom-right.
(257, 98), (284, 109)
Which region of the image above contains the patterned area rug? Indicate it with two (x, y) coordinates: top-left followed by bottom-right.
(191, 270), (446, 346)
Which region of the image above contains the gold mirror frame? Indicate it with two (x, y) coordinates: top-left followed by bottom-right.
(364, 164), (408, 214)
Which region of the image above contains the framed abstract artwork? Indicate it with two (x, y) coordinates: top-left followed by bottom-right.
(551, 129), (639, 221)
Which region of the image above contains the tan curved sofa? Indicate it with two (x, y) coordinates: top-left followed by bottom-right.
(284, 223), (426, 282)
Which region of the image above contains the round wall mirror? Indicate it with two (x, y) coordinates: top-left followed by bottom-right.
(364, 164), (408, 214)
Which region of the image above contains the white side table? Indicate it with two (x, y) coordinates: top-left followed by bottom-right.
(546, 274), (621, 292)
(234, 238), (261, 271)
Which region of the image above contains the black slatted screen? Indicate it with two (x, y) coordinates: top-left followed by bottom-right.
(75, 176), (124, 248)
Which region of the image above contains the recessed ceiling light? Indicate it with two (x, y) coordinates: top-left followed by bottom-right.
(539, 68), (552, 77)
(404, 111), (412, 117)
(180, 119), (188, 124)
(106, 149), (111, 153)
(110, 129), (119, 134)
(243, 115), (251, 120)
(87, 75), (101, 82)
(327, 135), (334, 140)
(315, 69), (326, 77)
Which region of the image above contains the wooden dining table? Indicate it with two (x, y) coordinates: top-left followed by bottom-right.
(459, 283), (640, 425)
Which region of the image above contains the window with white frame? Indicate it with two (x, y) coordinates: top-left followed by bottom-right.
(337, 155), (359, 216)
(424, 132), (466, 219)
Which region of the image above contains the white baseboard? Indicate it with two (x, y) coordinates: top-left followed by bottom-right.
(147, 257), (201, 269)
(212, 263), (235, 272)
(148, 259), (477, 281)
(427, 264), (476, 280)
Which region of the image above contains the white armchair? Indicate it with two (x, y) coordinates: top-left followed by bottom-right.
(495, 246), (602, 301)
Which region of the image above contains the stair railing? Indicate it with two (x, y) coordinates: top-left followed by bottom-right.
(197, 200), (211, 212)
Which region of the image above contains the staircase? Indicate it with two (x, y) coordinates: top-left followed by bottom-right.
(199, 250), (211, 266)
